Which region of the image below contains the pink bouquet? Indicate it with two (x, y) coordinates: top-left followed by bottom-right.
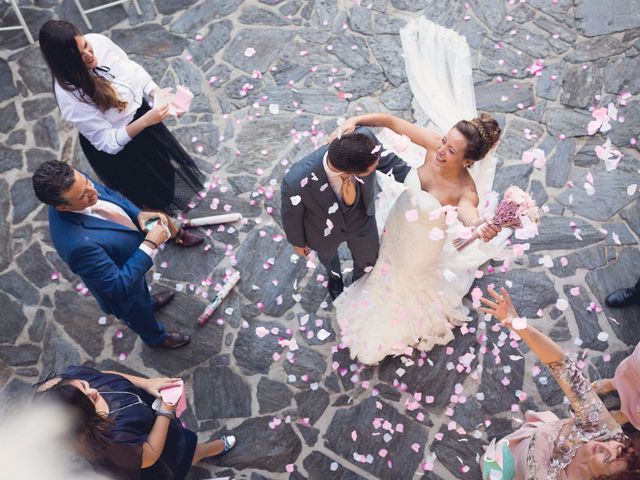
(452, 186), (540, 252)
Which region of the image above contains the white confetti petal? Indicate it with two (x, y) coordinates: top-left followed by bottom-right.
(290, 195), (301, 206)
(627, 184), (637, 196)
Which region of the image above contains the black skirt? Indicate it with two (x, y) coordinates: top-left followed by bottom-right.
(79, 101), (204, 214)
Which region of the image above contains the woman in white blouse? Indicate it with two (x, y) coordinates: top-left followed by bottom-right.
(38, 20), (205, 217)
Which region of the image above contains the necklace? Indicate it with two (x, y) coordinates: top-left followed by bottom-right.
(100, 391), (144, 415)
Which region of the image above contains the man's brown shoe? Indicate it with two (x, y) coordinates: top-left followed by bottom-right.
(152, 290), (175, 311)
(159, 332), (191, 349)
(175, 228), (204, 247)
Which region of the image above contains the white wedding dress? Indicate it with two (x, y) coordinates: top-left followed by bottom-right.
(334, 18), (509, 365)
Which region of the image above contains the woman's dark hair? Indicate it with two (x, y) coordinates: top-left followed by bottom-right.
(34, 381), (114, 460)
(32, 160), (76, 206)
(328, 132), (379, 174)
(600, 433), (640, 480)
(454, 112), (501, 162)
(39, 20), (127, 112)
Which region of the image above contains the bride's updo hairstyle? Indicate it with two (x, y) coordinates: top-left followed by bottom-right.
(454, 113), (501, 162)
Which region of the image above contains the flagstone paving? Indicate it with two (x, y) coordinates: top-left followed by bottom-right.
(1, 1), (640, 479)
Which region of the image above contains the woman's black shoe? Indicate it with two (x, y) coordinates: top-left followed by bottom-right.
(605, 288), (640, 308)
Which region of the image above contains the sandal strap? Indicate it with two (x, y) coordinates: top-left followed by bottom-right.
(222, 435), (233, 452)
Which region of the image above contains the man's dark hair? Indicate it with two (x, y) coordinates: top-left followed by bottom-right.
(32, 160), (76, 206)
(327, 132), (379, 174)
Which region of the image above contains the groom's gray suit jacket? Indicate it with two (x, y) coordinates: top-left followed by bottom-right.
(280, 127), (412, 257)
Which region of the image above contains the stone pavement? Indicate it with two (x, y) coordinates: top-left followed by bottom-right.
(1, 0), (640, 478)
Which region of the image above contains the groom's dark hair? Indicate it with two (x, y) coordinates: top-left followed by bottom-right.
(327, 132), (379, 174)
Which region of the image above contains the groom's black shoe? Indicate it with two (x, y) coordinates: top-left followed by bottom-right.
(328, 276), (344, 301)
(605, 288), (640, 309)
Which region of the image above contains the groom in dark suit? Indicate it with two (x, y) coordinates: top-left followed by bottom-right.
(32, 160), (191, 348)
(281, 128), (411, 299)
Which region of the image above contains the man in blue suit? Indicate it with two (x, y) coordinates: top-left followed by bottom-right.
(32, 160), (190, 348)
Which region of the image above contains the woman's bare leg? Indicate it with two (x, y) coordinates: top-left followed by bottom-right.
(192, 440), (225, 464)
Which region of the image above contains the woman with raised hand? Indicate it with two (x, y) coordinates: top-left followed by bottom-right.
(480, 287), (640, 480)
(35, 365), (235, 480)
(39, 20), (204, 224)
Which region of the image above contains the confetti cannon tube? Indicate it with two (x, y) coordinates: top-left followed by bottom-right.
(197, 270), (241, 326)
(181, 213), (242, 228)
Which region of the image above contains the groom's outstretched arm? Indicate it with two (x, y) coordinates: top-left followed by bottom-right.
(356, 127), (412, 183)
(280, 175), (307, 248)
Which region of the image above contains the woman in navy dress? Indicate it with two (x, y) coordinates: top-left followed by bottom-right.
(35, 366), (235, 480)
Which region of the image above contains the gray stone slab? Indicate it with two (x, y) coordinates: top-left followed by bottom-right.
(505, 28), (551, 59)
(368, 35), (406, 86)
(16, 242), (54, 288)
(235, 225), (306, 317)
(0, 270), (39, 306)
(141, 292), (224, 375)
(566, 36), (629, 63)
(343, 64), (386, 100)
(215, 416), (302, 472)
(257, 377), (293, 413)
(348, 6), (372, 34)
(545, 107), (593, 137)
(0, 58), (17, 102)
(41, 323), (80, 376)
(479, 39), (532, 79)
(325, 397), (429, 480)
(0, 344), (40, 367)
(283, 346), (327, 388)
(390, 0), (427, 11)
(604, 55), (640, 95)
(573, 137), (601, 167)
(294, 387), (329, 425)
(560, 65), (603, 109)
(0, 180), (11, 272)
(233, 319), (286, 375)
(608, 100), (640, 147)
(10, 177), (39, 224)
(491, 163), (533, 195)
(586, 248), (640, 345)
(303, 451), (367, 480)
(432, 425), (484, 479)
(380, 83), (412, 111)
(53, 290), (106, 358)
(545, 138), (575, 188)
(0, 291), (28, 344)
(476, 80), (535, 112)
(0, 102), (18, 134)
(111, 24), (187, 57)
(155, 0), (197, 14)
(378, 327), (479, 408)
(223, 28), (295, 74)
(549, 244), (607, 278)
(575, 0), (640, 36)
(557, 156), (640, 221)
(170, 0), (241, 33)
(620, 199), (640, 236)
(33, 115), (59, 150)
(327, 33), (370, 70)
(495, 117), (544, 161)
(604, 222), (638, 246)
(16, 46), (52, 95)
(193, 365), (252, 419)
(564, 284), (608, 351)
(0, 146), (22, 174)
(526, 215), (605, 252)
(187, 20), (232, 64)
(239, 6), (289, 26)
(22, 97), (57, 122)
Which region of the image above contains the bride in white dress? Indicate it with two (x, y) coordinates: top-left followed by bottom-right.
(333, 19), (507, 365)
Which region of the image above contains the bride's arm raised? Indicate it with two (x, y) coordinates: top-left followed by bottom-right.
(458, 191), (500, 241)
(335, 113), (440, 152)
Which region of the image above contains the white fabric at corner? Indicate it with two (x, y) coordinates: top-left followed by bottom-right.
(54, 33), (159, 155)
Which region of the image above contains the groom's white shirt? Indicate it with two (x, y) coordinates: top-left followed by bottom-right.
(322, 152), (345, 199)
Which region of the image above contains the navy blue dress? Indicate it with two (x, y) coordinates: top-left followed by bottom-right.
(64, 366), (197, 480)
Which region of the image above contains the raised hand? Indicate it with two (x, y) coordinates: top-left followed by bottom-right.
(141, 377), (182, 398)
(479, 287), (520, 328)
(327, 117), (358, 143)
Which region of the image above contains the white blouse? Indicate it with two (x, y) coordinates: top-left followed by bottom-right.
(54, 33), (159, 155)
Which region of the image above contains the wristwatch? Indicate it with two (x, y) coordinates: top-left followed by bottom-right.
(155, 408), (175, 419)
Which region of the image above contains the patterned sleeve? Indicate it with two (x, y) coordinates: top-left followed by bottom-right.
(547, 356), (621, 437)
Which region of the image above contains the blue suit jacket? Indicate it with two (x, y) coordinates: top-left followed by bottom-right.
(48, 179), (153, 318)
